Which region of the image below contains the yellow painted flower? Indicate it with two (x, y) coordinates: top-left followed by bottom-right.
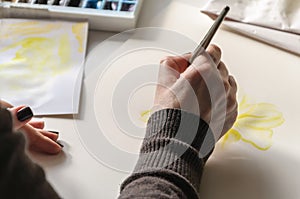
(221, 95), (285, 150)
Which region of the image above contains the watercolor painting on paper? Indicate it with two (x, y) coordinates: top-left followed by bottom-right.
(0, 19), (88, 115)
(221, 94), (285, 151)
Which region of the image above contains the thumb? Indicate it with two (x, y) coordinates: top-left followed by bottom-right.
(8, 106), (34, 130)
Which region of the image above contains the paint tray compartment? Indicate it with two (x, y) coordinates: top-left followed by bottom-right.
(0, 0), (143, 31)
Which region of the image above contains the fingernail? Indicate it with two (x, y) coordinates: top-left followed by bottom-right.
(17, 107), (33, 122)
(57, 142), (64, 148)
(48, 130), (59, 135)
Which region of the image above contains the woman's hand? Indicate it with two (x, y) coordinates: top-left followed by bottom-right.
(153, 44), (238, 140)
(1, 100), (63, 154)
(19, 120), (63, 154)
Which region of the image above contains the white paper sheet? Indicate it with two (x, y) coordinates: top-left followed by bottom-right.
(0, 19), (88, 115)
(202, 0), (300, 55)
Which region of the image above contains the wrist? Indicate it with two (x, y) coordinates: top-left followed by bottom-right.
(146, 109), (214, 153)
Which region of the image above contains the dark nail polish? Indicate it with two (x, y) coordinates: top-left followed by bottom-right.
(17, 107), (33, 122)
(48, 130), (59, 135)
(57, 142), (64, 148)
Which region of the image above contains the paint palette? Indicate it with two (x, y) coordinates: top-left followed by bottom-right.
(0, 0), (143, 31)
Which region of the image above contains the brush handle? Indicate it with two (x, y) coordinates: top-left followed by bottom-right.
(189, 6), (230, 64)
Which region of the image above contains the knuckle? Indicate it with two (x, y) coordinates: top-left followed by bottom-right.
(232, 110), (238, 121)
(223, 81), (230, 91)
(161, 56), (178, 68)
(227, 109), (238, 125)
(217, 62), (223, 70)
(229, 75), (236, 84)
(209, 44), (222, 55)
(229, 93), (237, 102)
(160, 56), (172, 64)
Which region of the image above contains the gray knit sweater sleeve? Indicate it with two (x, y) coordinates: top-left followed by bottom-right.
(119, 109), (215, 199)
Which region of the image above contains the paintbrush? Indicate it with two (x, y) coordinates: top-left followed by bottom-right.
(189, 6), (230, 64)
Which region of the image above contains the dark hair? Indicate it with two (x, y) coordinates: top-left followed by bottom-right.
(0, 108), (13, 134)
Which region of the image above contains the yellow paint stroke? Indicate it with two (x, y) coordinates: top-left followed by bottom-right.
(59, 34), (71, 66)
(0, 35), (71, 90)
(0, 36), (71, 73)
(140, 110), (151, 123)
(1, 21), (61, 39)
(221, 95), (285, 151)
(72, 23), (86, 53)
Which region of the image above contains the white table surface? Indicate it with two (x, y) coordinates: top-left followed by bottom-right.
(30, 0), (300, 198)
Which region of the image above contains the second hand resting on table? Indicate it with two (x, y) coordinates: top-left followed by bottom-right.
(1, 100), (63, 154)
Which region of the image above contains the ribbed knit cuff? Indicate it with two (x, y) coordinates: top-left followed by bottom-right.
(144, 109), (214, 152)
(121, 109), (216, 197)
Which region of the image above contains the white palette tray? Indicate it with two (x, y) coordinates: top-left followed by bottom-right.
(0, 0), (143, 31)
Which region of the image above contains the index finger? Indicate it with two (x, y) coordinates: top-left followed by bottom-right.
(9, 106), (33, 130)
(207, 44), (222, 65)
(160, 53), (192, 74)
